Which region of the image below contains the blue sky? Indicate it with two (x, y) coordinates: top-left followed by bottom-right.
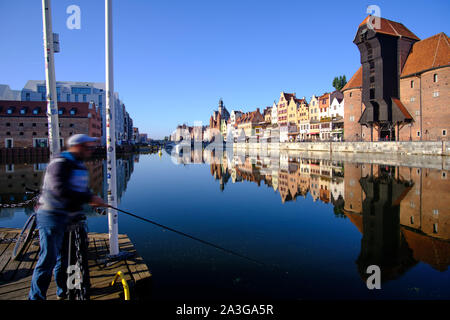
(0, 0), (448, 139)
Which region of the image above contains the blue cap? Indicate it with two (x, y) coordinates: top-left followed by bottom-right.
(67, 134), (99, 147)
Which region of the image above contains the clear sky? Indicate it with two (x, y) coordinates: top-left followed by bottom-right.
(0, 0), (448, 139)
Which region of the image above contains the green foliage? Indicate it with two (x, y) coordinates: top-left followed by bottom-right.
(332, 75), (347, 91)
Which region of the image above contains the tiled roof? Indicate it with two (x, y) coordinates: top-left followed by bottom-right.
(236, 110), (264, 125)
(401, 32), (450, 77)
(359, 15), (420, 41)
(294, 98), (308, 105)
(342, 67), (362, 91)
(392, 98), (413, 120)
(282, 92), (295, 101)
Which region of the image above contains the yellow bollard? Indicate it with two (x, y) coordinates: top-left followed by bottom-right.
(111, 271), (130, 300)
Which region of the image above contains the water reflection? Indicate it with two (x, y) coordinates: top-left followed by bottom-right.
(175, 148), (450, 282)
(0, 154), (139, 219)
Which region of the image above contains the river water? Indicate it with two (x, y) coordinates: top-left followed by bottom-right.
(1, 149), (449, 300)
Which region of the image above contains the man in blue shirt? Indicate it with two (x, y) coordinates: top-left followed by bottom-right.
(29, 134), (107, 300)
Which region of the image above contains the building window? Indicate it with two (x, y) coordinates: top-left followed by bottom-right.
(32, 132), (37, 136)
(75, 94), (79, 102)
(442, 171), (447, 179)
(7, 108), (14, 114)
(349, 116), (355, 122)
(19, 123), (23, 127)
(83, 95), (87, 102)
(6, 122), (10, 127)
(410, 216), (414, 224)
(32, 123), (36, 127)
(417, 131), (421, 137)
(410, 80), (414, 88)
(433, 223), (438, 234)
(33, 108), (40, 115)
(34, 138), (48, 148)
(25, 92), (30, 101)
(5, 138), (13, 148)
(433, 74), (438, 82)
(70, 108), (76, 115)
(19, 132), (24, 136)
(349, 92), (352, 97)
(67, 94), (70, 102)
(410, 96), (416, 102)
(443, 129), (447, 136)
(433, 91), (439, 97)
(6, 131), (11, 135)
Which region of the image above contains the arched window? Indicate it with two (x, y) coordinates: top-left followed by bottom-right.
(433, 74), (438, 83)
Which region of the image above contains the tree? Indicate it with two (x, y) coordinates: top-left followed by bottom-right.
(332, 75), (347, 91)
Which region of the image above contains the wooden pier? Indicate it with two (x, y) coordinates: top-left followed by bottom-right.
(0, 228), (151, 300)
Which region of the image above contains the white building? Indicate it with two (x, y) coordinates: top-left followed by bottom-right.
(271, 102), (278, 125)
(329, 96), (344, 118)
(0, 84), (21, 100)
(20, 80), (129, 145)
(279, 125), (288, 143)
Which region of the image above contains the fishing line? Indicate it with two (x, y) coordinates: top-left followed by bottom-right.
(107, 205), (267, 267)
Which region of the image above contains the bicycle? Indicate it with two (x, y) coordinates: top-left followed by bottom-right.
(12, 187), (96, 300)
(11, 212), (37, 261)
(66, 214), (91, 300)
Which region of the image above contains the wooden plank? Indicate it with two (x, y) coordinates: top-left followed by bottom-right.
(0, 228), (151, 301)
(0, 233), (18, 276)
(10, 235), (40, 283)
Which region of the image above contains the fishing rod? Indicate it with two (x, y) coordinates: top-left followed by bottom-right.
(106, 205), (266, 267)
(24, 185), (267, 267)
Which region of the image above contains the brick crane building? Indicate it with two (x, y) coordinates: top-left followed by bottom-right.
(344, 16), (449, 141)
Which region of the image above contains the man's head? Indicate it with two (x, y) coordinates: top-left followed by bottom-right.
(67, 134), (99, 160)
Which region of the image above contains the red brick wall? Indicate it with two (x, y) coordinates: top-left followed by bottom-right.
(0, 101), (102, 148)
(343, 88), (373, 141)
(399, 67), (449, 141)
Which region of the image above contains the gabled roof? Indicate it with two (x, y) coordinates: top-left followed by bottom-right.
(235, 110), (264, 125)
(342, 67), (362, 91)
(359, 15), (420, 41)
(401, 32), (450, 77)
(281, 92), (296, 101)
(294, 98), (308, 105)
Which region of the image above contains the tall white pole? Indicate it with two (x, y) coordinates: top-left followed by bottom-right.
(106, 0), (119, 256)
(42, 0), (61, 156)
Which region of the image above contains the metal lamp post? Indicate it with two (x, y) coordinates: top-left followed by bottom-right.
(42, 0), (61, 156)
(105, 0), (119, 257)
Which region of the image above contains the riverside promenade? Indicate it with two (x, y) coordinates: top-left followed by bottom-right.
(232, 141), (450, 171)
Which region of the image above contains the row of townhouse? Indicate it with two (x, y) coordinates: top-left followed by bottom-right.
(196, 15), (448, 144)
(219, 91), (345, 143)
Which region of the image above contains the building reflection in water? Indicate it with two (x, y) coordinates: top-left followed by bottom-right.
(182, 148), (449, 283)
(0, 153), (138, 219)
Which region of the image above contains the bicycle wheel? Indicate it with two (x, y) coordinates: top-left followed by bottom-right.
(11, 213), (37, 261)
(67, 221), (90, 300)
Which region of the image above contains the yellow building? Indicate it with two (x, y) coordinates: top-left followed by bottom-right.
(277, 92), (295, 126)
(297, 99), (309, 141)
